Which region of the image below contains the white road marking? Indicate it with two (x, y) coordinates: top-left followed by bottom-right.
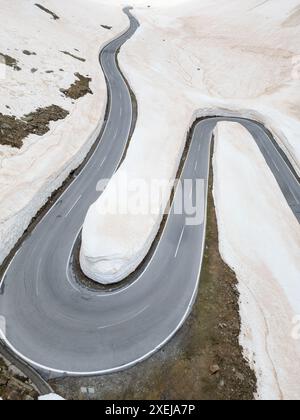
(174, 226), (185, 258)
(97, 305), (149, 330)
(36, 258), (42, 297)
(255, 123), (299, 203)
(65, 195), (82, 218)
(273, 159), (280, 173)
(265, 148), (280, 174)
(256, 129), (299, 204)
(266, 150), (299, 203)
(194, 161), (198, 171)
(198, 143), (201, 152)
(289, 186), (299, 204)
(0, 249), (20, 289)
(100, 156), (107, 167)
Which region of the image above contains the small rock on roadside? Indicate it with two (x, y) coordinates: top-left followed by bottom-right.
(210, 364), (220, 375)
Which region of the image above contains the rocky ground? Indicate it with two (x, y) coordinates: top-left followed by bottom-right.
(0, 356), (38, 401)
(0, 52), (21, 71)
(50, 157), (257, 400)
(0, 105), (69, 148)
(60, 73), (93, 100)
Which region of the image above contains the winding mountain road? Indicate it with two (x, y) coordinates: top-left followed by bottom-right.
(0, 9), (299, 376)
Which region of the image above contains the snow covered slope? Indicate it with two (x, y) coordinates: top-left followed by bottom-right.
(0, 0), (128, 263)
(214, 122), (300, 400)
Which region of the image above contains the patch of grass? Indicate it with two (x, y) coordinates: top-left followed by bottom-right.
(0, 105), (69, 149)
(0, 357), (37, 400)
(60, 73), (92, 100)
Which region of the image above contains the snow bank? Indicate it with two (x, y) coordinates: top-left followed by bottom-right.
(81, 0), (300, 284)
(80, 167), (173, 283)
(0, 0), (128, 264)
(213, 122), (300, 400)
(38, 393), (65, 401)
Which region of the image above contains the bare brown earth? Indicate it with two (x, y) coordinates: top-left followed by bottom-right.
(60, 73), (93, 100)
(50, 156), (257, 400)
(0, 105), (69, 148)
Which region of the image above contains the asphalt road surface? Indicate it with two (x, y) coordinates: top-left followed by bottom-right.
(0, 10), (299, 376)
